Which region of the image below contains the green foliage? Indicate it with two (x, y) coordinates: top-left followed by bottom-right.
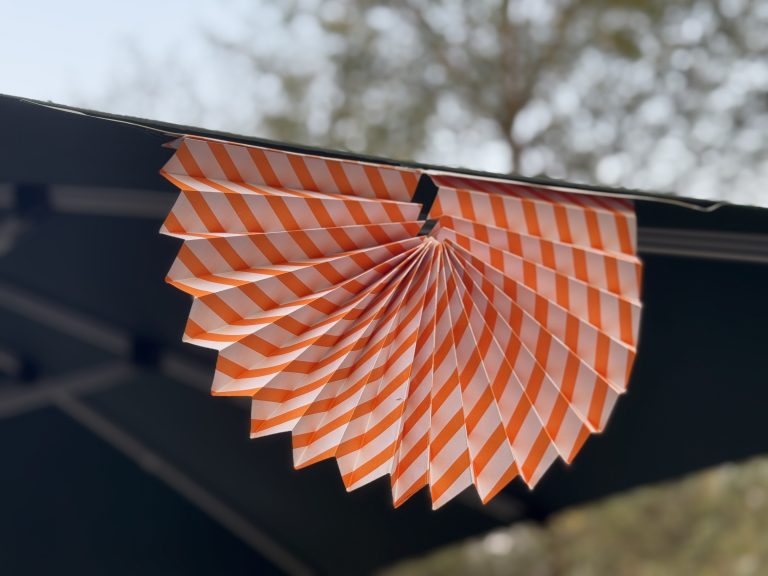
(205, 0), (767, 205)
(380, 455), (768, 575)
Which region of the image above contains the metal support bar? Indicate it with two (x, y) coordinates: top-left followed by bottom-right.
(0, 282), (311, 570)
(638, 227), (768, 264)
(49, 185), (175, 219)
(0, 281), (523, 526)
(5, 182), (767, 264)
(0, 363), (131, 419)
(0, 359), (311, 573)
(0, 281), (131, 356)
(52, 391), (313, 576)
(0, 279), (244, 406)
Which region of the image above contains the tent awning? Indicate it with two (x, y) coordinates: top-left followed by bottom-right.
(1, 93), (766, 575)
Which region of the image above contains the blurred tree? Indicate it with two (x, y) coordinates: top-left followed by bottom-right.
(204, 0), (767, 203)
(378, 454), (768, 575)
(95, 0), (768, 204)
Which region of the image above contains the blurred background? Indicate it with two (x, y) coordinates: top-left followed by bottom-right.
(2, 1), (768, 574)
(3, 0), (768, 206)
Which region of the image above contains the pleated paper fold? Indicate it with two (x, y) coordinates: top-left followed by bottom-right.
(161, 137), (643, 508)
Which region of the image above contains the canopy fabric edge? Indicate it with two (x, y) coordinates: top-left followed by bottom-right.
(7, 93), (729, 211)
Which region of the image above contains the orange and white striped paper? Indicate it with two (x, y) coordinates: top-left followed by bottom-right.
(161, 137), (643, 509)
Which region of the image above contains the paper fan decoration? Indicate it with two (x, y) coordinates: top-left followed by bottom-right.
(160, 137), (643, 509)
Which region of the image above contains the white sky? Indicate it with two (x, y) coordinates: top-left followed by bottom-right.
(1, 1), (766, 206)
(1, 1), (218, 103)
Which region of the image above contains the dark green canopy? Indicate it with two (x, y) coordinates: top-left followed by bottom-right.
(0, 94), (766, 575)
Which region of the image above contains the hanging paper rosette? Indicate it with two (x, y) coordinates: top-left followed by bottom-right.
(161, 137), (642, 508)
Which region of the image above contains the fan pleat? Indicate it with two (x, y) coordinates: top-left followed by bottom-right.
(442, 251), (517, 503)
(183, 242), (420, 347)
(448, 241), (635, 394)
(247, 245), (429, 438)
(293, 250), (427, 467)
(337, 249), (432, 490)
(161, 138), (643, 508)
